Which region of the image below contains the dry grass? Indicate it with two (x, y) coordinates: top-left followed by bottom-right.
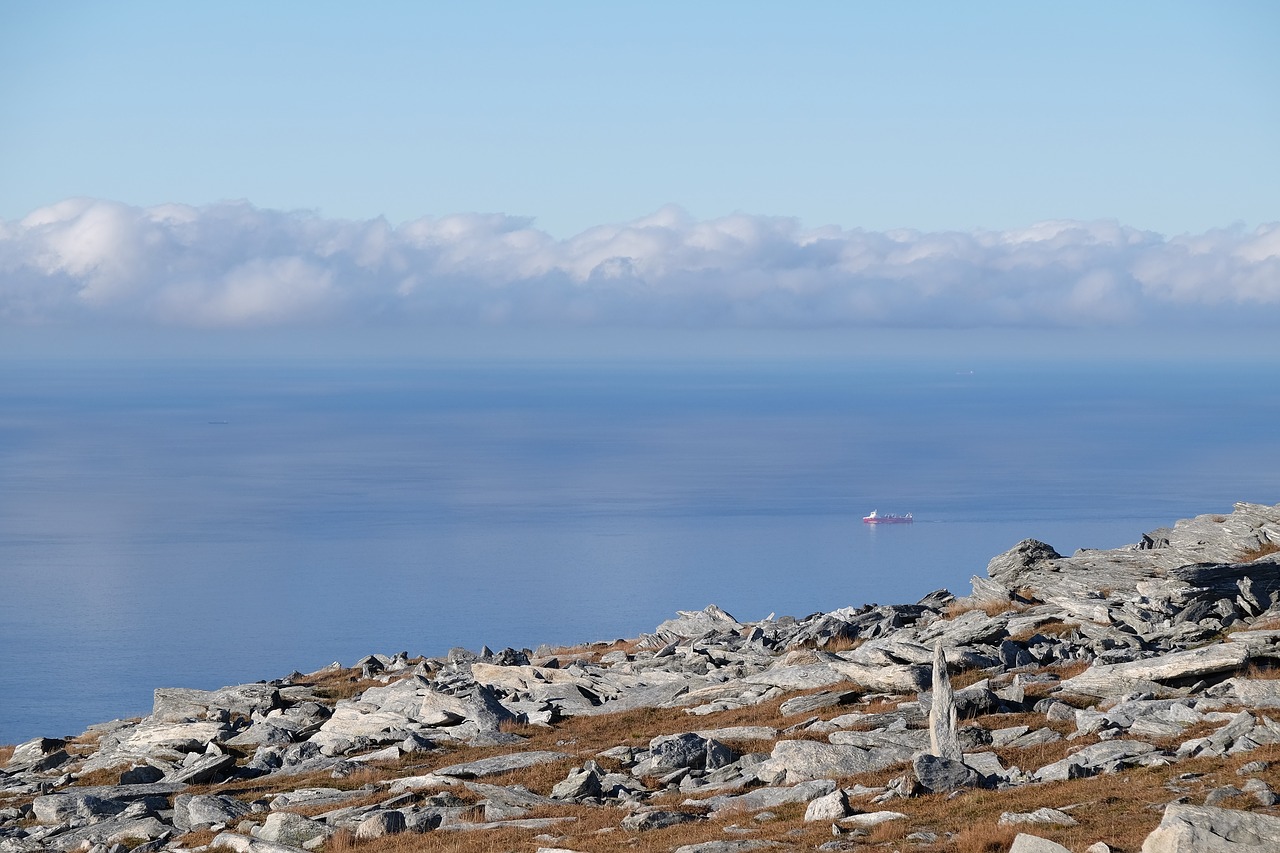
(175, 829), (218, 848)
(1008, 619), (1077, 642)
(304, 668), (388, 702)
(1243, 661), (1280, 680)
(817, 634), (863, 653)
(68, 766), (127, 788)
(0, 745), (13, 764)
(952, 823), (1020, 853)
(945, 598), (1030, 619)
(1240, 541), (1280, 562)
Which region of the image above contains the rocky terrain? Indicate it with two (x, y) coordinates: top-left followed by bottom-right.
(4, 502), (1280, 853)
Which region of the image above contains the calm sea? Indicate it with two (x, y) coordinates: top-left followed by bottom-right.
(1, 358), (1276, 744)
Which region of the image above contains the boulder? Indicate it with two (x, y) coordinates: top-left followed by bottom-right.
(1141, 803), (1280, 852)
(32, 793), (126, 825)
(1009, 836), (1073, 853)
(175, 794), (253, 831)
(928, 642), (962, 761)
(153, 684), (280, 722)
(355, 811), (406, 839)
(432, 750), (569, 778)
(802, 789), (850, 821)
(255, 812), (332, 848)
(912, 754), (982, 792)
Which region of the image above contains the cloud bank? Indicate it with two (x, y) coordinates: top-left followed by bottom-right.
(2, 198), (1277, 330)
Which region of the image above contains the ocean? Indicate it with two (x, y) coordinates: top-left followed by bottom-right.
(1, 357), (1277, 744)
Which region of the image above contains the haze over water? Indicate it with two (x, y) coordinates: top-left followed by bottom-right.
(2, 356), (1276, 744)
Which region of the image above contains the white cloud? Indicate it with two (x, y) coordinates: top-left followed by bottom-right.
(1, 198), (1277, 330)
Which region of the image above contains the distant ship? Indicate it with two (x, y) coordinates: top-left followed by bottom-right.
(863, 510), (913, 524)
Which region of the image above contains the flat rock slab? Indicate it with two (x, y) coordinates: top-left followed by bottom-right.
(1061, 644), (1251, 698)
(1142, 803), (1280, 851)
(432, 750), (569, 778)
(698, 779), (837, 814)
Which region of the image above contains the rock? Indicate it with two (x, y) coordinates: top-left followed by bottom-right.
(803, 789), (850, 822)
(1141, 803), (1280, 851)
(620, 809), (702, 831)
(355, 811), (406, 840)
(928, 642), (962, 760)
(118, 765), (165, 785)
(255, 812), (332, 848)
(756, 740), (903, 784)
(5, 737), (67, 769)
(999, 808), (1079, 827)
(672, 841), (780, 853)
(1035, 740), (1158, 782)
(779, 691), (859, 716)
(1009, 835), (1072, 853)
(213, 832), (315, 853)
(826, 660), (930, 693)
(432, 750), (569, 778)
(163, 752), (236, 784)
(656, 605), (743, 639)
(175, 794), (253, 831)
(153, 684), (280, 722)
(839, 810), (907, 828)
(32, 793), (126, 825)
(550, 763), (603, 801)
(911, 754), (982, 792)
(986, 539), (1064, 588)
(699, 779), (837, 815)
(1061, 644), (1252, 698)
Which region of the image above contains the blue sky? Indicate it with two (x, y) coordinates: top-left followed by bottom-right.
(1, 2), (1277, 354)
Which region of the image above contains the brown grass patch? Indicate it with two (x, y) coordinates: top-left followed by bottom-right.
(304, 668), (387, 702)
(953, 822), (1020, 853)
(1244, 661), (1280, 680)
(1240, 541), (1280, 562)
(0, 745), (13, 764)
(175, 829), (218, 848)
(1009, 619), (1077, 642)
(945, 598), (1029, 619)
(68, 766), (128, 788)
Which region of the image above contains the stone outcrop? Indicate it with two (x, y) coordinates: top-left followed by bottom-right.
(2, 501), (1279, 853)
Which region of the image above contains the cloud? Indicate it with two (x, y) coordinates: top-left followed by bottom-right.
(1, 198), (1277, 329)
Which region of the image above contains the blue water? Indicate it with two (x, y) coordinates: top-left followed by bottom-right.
(1, 358), (1277, 744)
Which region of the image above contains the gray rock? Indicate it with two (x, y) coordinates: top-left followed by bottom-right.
(1061, 644), (1252, 699)
(432, 750), (568, 778)
(656, 605), (743, 639)
(755, 740), (902, 784)
(1141, 803), (1280, 851)
(699, 779), (837, 814)
(778, 691), (859, 717)
(911, 754), (982, 792)
(1008, 835), (1072, 853)
(355, 811), (406, 840)
(620, 809), (702, 831)
(255, 812), (332, 848)
(162, 752), (236, 784)
(153, 684), (280, 722)
(175, 795), (253, 831)
(928, 642), (962, 761)
(32, 794), (126, 825)
(5, 738), (67, 770)
(803, 789), (850, 822)
(999, 808), (1078, 827)
(671, 841), (780, 853)
(550, 763), (603, 801)
(1035, 739), (1158, 782)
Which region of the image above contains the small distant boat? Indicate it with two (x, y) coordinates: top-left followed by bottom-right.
(863, 510), (913, 524)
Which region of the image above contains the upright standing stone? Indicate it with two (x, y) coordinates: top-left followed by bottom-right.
(929, 641), (962, 760)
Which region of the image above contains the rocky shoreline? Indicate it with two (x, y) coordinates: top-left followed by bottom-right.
(4, 502), (1280, 853)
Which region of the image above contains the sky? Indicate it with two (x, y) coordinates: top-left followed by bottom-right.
(1, 1), (1278, 358)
